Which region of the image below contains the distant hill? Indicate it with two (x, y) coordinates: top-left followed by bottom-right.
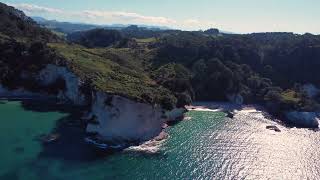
(67, 28), (124, 48)
(31, 16), (47, 23)
(31, 16), (171, 34)
(32, 18), (101, 34)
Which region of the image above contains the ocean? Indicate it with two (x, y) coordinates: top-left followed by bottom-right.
(0, 100), (319, 180)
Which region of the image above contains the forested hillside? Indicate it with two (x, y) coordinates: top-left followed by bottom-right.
(0, 2), (177, 110)
(65, 26), (320, 116)
(149, 32), (320, 114)
(1, 2), (320, 120)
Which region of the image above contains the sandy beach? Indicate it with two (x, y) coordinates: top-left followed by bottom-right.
(186, 102), (263, 113)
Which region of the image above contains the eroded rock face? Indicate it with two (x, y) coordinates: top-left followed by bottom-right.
(86, 92), (165, 142)
(165, 108), (187, 122)
(38, 65), (173, 142)
(38, 64), (87, 105)
(285, 111), (319, 128)
(1, 64), (188, 143)
(226, 93), (244, 105)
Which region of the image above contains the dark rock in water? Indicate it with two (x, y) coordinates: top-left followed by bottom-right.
(162, 123), (169, 129)
(154, 131), (169, 141)
(266, 125), (281, 132)
(225, 111), (234, 118)
(35, 133), (60, 144)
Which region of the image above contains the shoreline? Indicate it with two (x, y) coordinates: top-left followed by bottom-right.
(137, 101), (271, 154)
(186, 101), (264, 113)
(186, 101), (284, 124)
(187, 102), (320, 130)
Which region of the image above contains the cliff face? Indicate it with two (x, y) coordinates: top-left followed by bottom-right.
(37, 64), (183, 142)
(87, 92), (165, 142)
(0, 64), (185, 144)
(38, 64), (87, 105)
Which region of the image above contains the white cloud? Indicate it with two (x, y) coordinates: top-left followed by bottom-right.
(180, 19), (216, 30)
(8, 3), (63, 14)
(83, 10), (176, 25)
(7, 3), (215, 30)
(184, 19), (202, 25)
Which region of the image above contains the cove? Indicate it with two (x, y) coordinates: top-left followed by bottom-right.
(1, 101), (320, 180)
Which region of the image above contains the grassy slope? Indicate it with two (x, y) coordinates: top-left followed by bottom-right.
(281, 90), (301, 104)
(0, 32), (10, 43)
(48, 43), (176, 106)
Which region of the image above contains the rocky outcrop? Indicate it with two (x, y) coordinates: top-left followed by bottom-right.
(302, 84), (320, 98)
(38, 65), (183, 143)
(285, 111), (319, 128)
(226, 93), (243, 105)
(85, 92), (187, 143)
(38, 64), (87, 105)
(86, 92), (165, 142)
(1, 64), (188, 145)
(165, 107), (187, 122)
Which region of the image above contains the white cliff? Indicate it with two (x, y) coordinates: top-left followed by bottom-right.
(1, 64), (187, 144)
(39, 65), (169, 142)
(38, 64), (87, 105)
(86, 92), (165, 142)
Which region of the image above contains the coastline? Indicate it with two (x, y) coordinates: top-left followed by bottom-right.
(137, 102), (265, 154)
(186, 101), (288, 125)
(186, 101), (264, 113)
(187, 101), (320, 130)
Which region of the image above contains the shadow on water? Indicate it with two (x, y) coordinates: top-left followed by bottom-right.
(18, 99), (116, 162)
(2, 98), (167, 165)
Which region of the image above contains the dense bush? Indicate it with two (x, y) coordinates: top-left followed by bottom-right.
(67, 29), (123, 48)
(1, 1), (320, 113)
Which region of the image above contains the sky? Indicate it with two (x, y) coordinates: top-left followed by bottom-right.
(3, 0), (320, 34)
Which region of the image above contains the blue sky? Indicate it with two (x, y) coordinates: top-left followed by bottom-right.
(3, 0), (320, 34)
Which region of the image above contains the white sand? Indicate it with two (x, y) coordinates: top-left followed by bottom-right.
(186, 102), (263, 113)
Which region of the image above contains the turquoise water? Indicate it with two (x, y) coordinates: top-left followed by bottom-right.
(1, 101), (320, 180)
